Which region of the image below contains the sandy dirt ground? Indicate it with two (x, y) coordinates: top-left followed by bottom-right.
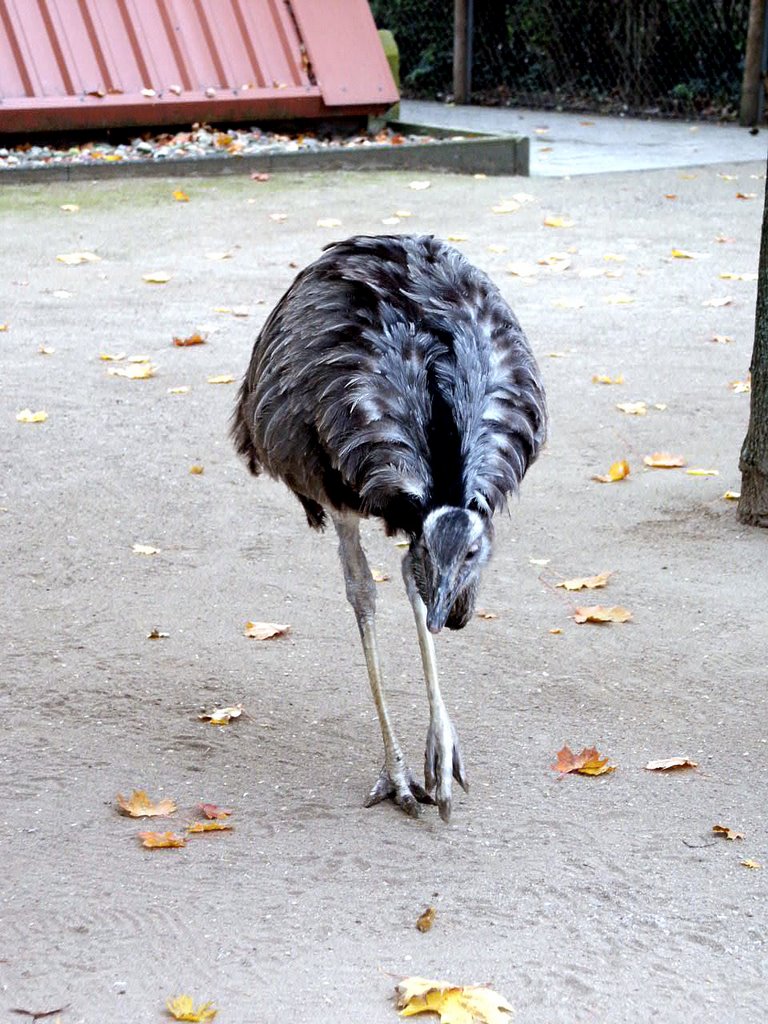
(1, 163), (767, 1024)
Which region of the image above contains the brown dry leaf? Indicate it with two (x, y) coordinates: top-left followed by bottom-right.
(592, 373), (624, 385)
(16, 408), (48, 424)
(147, 628), (170, 639)
(643, 452), (686, 468)
(166, 995), (217, 1022)
(665, 193), (678, 200)
(142, 272), (172, 284)
(686, 468), (719, 477)
(173, 190), (190, 202)
(476, 609), (499, 620)
(415, 906), (437, 933)
(644, 757), (698, 771)
(244, 620), (291, 640)
(592, 459), (630, 483)
(552, 745), (615, 775)
(741, 860), (762, 869)
(207, 374), (235, 384)
(573, 605), (632, 624)
(549, 627), (563, 634)
(107, 363), (157, 380)
(189, 464), (204, 476)
(173, 333), (206, 347)
(117, 790), (177, 817)
(56, 251), (100, 265)
(616, 401), (647, 416)
(199, 705), (243, 725)
(199, 803), (233, 820)
(543, 214), (574, 228)
(713, 824), (745, 841)
(556, 571), (612, 591)
(187, 821), (233, 833)
(702, 296), (733, 307)
(735, 192), (756, 199)
(132, 543), (160, 555)
(396, 977), (513, 1023)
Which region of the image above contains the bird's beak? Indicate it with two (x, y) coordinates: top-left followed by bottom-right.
(426, 579), (454, 634)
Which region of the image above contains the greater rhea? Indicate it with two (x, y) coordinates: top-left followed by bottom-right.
(232, 234), (546, 821)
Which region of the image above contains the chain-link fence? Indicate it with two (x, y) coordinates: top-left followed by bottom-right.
(369, 0), (752, 119)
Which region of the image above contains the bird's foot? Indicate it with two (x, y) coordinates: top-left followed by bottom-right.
(364, 762), (436, 818)
(425, 717), (468, 823)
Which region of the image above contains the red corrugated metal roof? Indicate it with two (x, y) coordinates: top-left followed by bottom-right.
(0, 0), (398, 133)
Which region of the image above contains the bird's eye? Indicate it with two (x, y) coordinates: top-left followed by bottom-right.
(465, 545), (479, 562)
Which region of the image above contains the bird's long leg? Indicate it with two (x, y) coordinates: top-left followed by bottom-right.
(333, 516), (434, 817)
(402, 558), (468, 823)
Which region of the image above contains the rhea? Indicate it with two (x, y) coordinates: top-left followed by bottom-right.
(232, 234), (546, 821)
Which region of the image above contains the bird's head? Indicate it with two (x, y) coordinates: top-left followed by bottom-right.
(408, 507), (493, 634)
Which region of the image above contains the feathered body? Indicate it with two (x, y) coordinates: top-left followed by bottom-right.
(233, 234), (547, 540)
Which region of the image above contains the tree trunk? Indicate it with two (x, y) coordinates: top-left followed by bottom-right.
(738, 155), (768, 526)
(739, 0), (766, 127)
(453, 0), (470, 104)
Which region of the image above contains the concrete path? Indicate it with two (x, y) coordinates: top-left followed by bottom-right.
(402, 99), (767, 176)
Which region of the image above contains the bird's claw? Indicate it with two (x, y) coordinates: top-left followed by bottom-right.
(425, 719), (468, 822)
(365, 763), (436, 817)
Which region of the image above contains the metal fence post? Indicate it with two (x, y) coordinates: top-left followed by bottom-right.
(740, 0), (767, 125)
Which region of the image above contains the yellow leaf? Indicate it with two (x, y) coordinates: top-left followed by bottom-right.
(741, 860), (762, 870)
(99, 352), (126, 362)
(207, 374), (235, 384)
(616, 401), (647, 415)
(189, 464), (204, 475)
(415, 906), (437, 932)
(603, 253), (626, 262)
(38, 345), (55, 356)
(592, 459), (630, 483)
(166, 996), (217, 1022)
(719, 271), (757, 281)
(138, 831), (186, 849)
(552, 745), (616, 775)
(168, 386), (191, 395)
(552, 297), (585, 309)
(199, 705), (243, 726)
(556, 571), (612, 592)
(60, 203), (80, 212)
(549, 627), (563, 634)
(543, 215), (574, 228)
(592, 373), (624, 385)
(187, 821), (233, 833)
(0, 323), (9, 331)
(396, 977), (513, 1024)
(57, 251), (100, 265)
(730, 377), (751, 394)
(604, 293), (635, 305)
(537, 252), (571, 270)
(127, 354), (151, 363)
(722, 490), (741, 501)
(116, 790), (177, 817)
(643, 452), (686, 468)
(447, 234), (468, 242)
(713, 824), (745, 840)
(686, 468), (719, 477)
(16, 408), (48, 424)
(644, 757), (698, 771)
(173, 190), (190, 202)
(107, 363), (157, 379)
(132, 543), (160, 555)
(573, 605), (632, 624)
(244, 621), (291, 640)
(487, 244), (508, 254)
(142, 272), (172, 284)
(506, 261), (539, 278)
(408, 181), (431, 191)
(671, 248), (708, 259)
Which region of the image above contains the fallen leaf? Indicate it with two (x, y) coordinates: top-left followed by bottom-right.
(147, 628), (170, 639)
(447, 234), (468, 242)
(38, 345), (55, 355)
(547, 351), (569, 358)
(173, 333), (206, 347)
(132, 543), (160, 555)
(549, 627), (563, 634)
(616, 401), (647, 415)
(487, 244), (508, 254)
(492, 199), (520, 214)
(592, 373), (624, 385)
(671, 248), (708, 259)
(592, 459), (630, 483)
(711, 334), (734, 344)
(199, 705), (243, 726)
(604, 293), (635, 305)
(56, 251), (100, 265)
(127, 354), (151, 363)
(396, 977), (513, 1023)
(543, 215), (574, 228)
(722, 490), (741, 501)
(529, 557), (550, 566)
(166, 995), (217, 1022)
(408, 180), (431, 191)
(371, 568), (390, 582)
(244, 621), (291, 640)
(719, 271), (757, 281)
(573, 606), (632, 624)
(507, 261), (539, 277)
(168, 386), (190, 394)
(10, 1004), (70, 1019)
(251, 172), (270, 181)
(556, 571), (612, 592)
(603, 253), (626, 263)
(189, 464), (204, 475)
(107, 362), (157, 380)
(537, 252), (571, 270)
(552, 297), (585, 309)
(416, 906), (437, 932)
(16, 408), (48, 424)
(117, 790), (177, 817)
(735, 192), (756, 199)
(0, 323), (8, 331)
(395, 209), (413, 218)
(653, 403), (668, 411)
(187, 821), (232, 833)
(205, 251), (233, 261)
(199, 803), (233, 819)
(60, 203), (80, 212)
(207, 374), (235, 384)
(686, 468), (719, 476)
(381, 216), (401, 226)
(643, 452), (686, 468)
(269, 213), (288, 222)
(730, 377), (751, 393)
(99, 352), (126, 362)
(173, 190), (190, 202)
(142, 272), (172, 284)
(644, 757), (698, 771)
(715, 234), (735, 243)
(718, 173), (738, 181)
(713, 824), (745, 841)
(702, 296), (733, 307)
(664, 193), (678, 200)
(476, 609), (498, 620)
(741, 859), (762, 869)
(552, 745), (616, 775)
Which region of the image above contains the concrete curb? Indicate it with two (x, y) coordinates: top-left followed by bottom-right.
(0, 125), (529, 184)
